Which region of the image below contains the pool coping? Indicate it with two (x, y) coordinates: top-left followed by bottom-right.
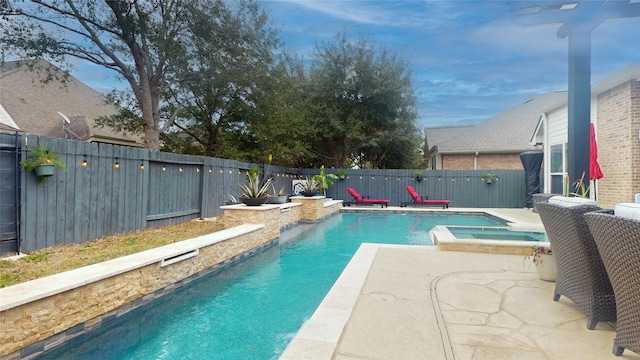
(279, 242), (384, 359)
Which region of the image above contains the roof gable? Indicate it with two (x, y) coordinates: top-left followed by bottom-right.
(0, 59), (141, 145)
(426, 91), (567, 154)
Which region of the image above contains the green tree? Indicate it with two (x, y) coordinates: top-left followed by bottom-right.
(248, 53), (313, 167)
(306, 34), (420, 168)
(161, 0), (281, 159)
(356, 117), (424, 169)
(0, 0), (270, 152)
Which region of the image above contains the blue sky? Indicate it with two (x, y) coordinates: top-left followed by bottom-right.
(77, 0), (640, 130)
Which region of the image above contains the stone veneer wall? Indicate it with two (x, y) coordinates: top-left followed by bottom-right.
(221, 204), (281, 239)
(0, 225), (269, 359)
(596, 79), (640, 207)
(290, 197), (343, 222)
(279, 203), (304, 229)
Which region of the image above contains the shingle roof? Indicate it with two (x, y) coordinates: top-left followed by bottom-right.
(0, 59), (141, 146)
(425, 90), (567, 154)
(424, 125), (473, 153)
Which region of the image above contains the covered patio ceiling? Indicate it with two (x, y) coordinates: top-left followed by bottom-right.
(510, 0), (640, 188)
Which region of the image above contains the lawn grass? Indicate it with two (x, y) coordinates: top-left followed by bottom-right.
(0, 219), (224, 288)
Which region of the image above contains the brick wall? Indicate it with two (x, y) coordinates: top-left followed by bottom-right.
(596, 79), (640, 207)
(442, 153), (524, 170)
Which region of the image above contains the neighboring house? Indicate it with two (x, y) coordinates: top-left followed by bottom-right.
(0, 59), (141, 146)
(425, 91), (567, 170)
(531, 61), (640, 207)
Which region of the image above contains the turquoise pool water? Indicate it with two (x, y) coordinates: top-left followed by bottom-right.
(446, 226), (548, 242)
(41, 212), (505, 359)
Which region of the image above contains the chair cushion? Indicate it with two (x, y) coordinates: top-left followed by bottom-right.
(614, 203), (640, 221)
(548, 196), (599, 208)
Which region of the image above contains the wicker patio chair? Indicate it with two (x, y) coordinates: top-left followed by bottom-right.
(536, 200), (616, 330)
(585, 208), (640, 356)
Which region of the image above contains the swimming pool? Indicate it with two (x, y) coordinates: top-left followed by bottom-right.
(447, 226), (548, 242)
(40, 212), (505, 359)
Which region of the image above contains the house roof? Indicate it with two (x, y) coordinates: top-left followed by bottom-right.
(592, 61), (640, 94)
(0, 59), (141, 146)
(529, 60), (640, 145)
(423, 125), (473, 154)
(0, 104), (19, 131)
(426, 90), (567, 154)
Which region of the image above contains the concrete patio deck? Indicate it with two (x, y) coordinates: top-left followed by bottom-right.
(281, 208), (640, 360)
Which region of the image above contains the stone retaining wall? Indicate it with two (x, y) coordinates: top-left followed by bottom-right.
(0, 224), (268, 359)
(290, 197), (343, 222)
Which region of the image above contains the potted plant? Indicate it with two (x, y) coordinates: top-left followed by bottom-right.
(483, 172), (496, 184)
(225, 194), (240, 205)
(336, 169), (348, 180)
(313, 165), (338, 197)
(20, 143), (66, 183)
(301, 176), (320, 197)
(238, 174), (272, 206)
(566, 172), (590, 198)
(525, 245), (556, 281)
(413, 171), (423, 181)
(267, 184), (288, 204)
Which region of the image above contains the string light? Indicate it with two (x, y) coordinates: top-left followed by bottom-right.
(162, 166), (166, 171)
(139, 161), (144, 170)
(179, 167), (183, 172)
(114, 157), (120, 169)
(81, 156), (88, 167)
(196, 167), (200, 173)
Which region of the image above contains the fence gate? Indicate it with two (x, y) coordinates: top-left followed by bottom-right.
(0, 132), (20, 256)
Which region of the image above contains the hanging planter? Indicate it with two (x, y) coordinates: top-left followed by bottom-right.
(20, 144), (66, 184)
(483, 172), (496, 184)
(336, 170), (348, 180)
(34, 164), (55, 177)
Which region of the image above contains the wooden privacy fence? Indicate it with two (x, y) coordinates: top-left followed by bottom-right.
(15, 134), (299, 253)
(3, 134), (527, 254)
(298, 169), (526, 209)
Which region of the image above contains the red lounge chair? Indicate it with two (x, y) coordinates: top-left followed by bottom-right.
(345, 187), (390, 208)
(401, 185), (450, 209)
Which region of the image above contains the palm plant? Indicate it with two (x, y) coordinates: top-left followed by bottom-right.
(313, 165), (338, 197)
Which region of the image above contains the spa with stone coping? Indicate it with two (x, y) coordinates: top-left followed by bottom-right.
(0, 198), (342, 359)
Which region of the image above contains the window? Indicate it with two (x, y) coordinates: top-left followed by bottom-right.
(550, 144), (564, 173)
(549, 143), (567, 194)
